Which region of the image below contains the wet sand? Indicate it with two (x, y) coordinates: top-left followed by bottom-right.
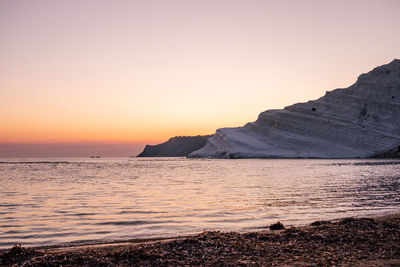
(1, 213), (399, 266)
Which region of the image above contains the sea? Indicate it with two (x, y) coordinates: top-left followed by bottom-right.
(1, 157), (400, 249)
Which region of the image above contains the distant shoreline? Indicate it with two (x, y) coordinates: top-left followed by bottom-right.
(2, 212), (399, 266)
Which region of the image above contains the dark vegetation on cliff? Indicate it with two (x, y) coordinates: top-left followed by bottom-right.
(371, 146), (400, 158)
(137, 135), (212, 157)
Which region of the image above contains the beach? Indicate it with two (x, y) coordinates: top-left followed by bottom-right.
(1, 213), (399, 266)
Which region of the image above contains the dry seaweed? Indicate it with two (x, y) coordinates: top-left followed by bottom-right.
(1, 215), (399, 266)
(0, 245), (44, 266)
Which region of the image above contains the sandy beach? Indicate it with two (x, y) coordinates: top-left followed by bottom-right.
(1, 213), (399, 266)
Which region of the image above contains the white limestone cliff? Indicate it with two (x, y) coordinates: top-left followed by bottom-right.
(189, 59), (400, 158)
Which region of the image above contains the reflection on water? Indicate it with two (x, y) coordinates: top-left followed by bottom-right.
(0, 158), (399, 249)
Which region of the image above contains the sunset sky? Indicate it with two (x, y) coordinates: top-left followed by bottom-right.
(1, 0), (399, 157)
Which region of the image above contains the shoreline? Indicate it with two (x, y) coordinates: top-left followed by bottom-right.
(2, 209), (398, 253)
(1, 213), (399, 266)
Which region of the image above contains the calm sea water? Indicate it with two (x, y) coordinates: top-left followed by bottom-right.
(0, 158), (400, 249)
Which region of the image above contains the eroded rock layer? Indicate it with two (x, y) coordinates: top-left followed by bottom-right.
(190, 59), (400, 158)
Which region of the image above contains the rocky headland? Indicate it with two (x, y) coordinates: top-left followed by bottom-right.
(189, 59), (400, 158)
(137, 135), (211, 157)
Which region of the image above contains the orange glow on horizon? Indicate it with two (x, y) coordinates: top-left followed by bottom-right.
(0, 121), (217, 144)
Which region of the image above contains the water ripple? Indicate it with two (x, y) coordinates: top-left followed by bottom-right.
(0, 158), (399, 249)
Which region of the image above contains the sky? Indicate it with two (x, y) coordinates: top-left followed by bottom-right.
(0, 0), (399, 157)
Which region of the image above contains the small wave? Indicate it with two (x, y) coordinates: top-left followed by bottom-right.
(3, 230), (21, 234)
(1, 232), (80, 240)
(206, 218), (254, 223)
(0, 204), (21, 207)
(1, 234), (36, 240)
(117, 210), (166, 215)
(73, 213), (98, 216)
(324, 161), (400, 166)
(198, 211), (235, 218)
(0, 241), (30, 248)
(0, 224), (23, 228)
(94, 220), (176, 226)
(92, 231), (112, 235)
(353, 161), (400, 166)
(0, 161), (71, 165)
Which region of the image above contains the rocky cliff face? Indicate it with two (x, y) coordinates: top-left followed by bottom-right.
(137, 135), (211, 157)
(189, 59), (400, 158)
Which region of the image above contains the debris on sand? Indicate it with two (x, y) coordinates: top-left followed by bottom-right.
(1, 215), (399, 266)
(269, 221), (285, 230)
(310, 220), (332, 226)
(0, 245), (44, 266)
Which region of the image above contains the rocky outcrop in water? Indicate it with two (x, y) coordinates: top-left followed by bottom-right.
(137, 135), (211, 157)
(189, 59), (400, 158)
